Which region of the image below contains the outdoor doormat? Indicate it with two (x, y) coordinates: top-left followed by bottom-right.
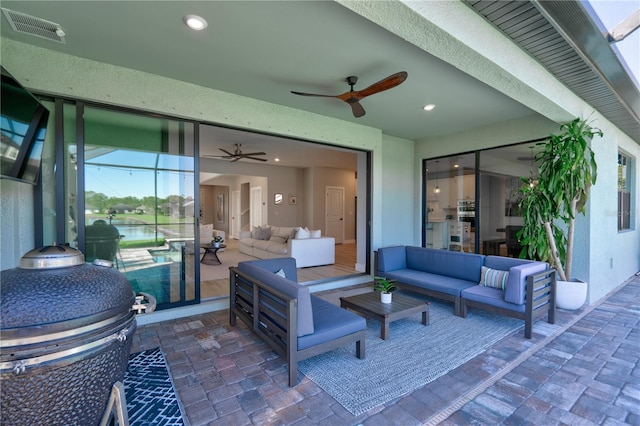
(298, 299), (523, 416)
(124, 347), (185, 425)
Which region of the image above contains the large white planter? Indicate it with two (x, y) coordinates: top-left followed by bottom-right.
(381, 292), (392, 304)
(556, 278), (587, 310)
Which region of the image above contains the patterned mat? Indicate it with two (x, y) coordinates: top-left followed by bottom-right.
(124, 347), (185, 426)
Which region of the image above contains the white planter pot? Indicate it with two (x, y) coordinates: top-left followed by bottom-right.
(381, 292), (392, 304)
(556, 278), (587, 310)
(213, 242), (220, 248)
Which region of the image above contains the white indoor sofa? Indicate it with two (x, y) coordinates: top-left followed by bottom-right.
(239, 225), (335, 268)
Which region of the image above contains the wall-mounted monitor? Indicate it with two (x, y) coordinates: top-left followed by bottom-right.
(1, 66), (50, 185)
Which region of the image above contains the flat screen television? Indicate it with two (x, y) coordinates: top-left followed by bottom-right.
(1, 66), (50, 185)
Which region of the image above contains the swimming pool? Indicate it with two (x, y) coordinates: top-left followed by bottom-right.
(148, 248), (182, 263)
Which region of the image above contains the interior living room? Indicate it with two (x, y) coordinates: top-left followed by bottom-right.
(1, 1), (639, 424)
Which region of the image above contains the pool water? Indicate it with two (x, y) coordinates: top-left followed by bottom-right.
(148, 249), (182, 263)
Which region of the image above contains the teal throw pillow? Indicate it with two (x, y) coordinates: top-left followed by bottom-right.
(479, 266), (509, 291)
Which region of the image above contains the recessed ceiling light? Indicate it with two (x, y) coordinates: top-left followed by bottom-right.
(184, 14), (207, 31)
(275, 157), (280, 162)
(423, 104), (436, 111)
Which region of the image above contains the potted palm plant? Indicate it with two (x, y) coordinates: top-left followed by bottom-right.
(518, 117), (603, 309)
(373, 276), (397, 304)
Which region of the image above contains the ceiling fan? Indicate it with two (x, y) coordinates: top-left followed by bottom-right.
(291, 71), (408, 118)
(204, 144), (267, 162)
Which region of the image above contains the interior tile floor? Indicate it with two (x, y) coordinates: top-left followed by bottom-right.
(130, 274), (640, 425)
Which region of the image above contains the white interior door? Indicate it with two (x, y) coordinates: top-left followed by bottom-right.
(325, 186), (344, 244)
(231, 190), (240, 238)
(250, 186), (262, 228)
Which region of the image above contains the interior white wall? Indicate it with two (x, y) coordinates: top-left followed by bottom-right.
(200, 159), (357, 233)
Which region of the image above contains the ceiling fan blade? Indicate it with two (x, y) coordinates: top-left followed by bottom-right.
(238, 151), (266, 156)
(219, 148), (234, 156)
(244, 156), (268, 162)
(291, 91), (338, 98)
(354, 71), (408, 99)
(349, 101), (366, 118)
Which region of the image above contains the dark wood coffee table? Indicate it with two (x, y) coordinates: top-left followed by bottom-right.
(340, 291), (430, 340)
(200, 243), (226, 265)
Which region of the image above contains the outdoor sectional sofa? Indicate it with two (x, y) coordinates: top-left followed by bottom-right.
(229, 257), (366, 386)
(375, 245), (556, 338)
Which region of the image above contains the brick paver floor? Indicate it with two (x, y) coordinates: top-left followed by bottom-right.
(130, 274), (640, 425)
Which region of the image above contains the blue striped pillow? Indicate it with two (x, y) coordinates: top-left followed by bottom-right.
(479, 266), (509, 291)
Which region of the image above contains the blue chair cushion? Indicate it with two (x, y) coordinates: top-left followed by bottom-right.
(298, 296), (366, 351)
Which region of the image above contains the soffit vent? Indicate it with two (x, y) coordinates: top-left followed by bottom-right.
(1, 8), (66, 44)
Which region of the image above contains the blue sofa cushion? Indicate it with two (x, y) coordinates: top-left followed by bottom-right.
(298, 296), (366, 351)
(483, 256), (548, 305)
(479, 266), (509, 290)
(405, 246), (485, 283)
(237, 259), (313, 337)
(504, 262), (549, 305)
(376, 246), (407, 273)
(484, 255), (535, 271)
(384, 269), (476, 297)
(461, 285), (526, 314)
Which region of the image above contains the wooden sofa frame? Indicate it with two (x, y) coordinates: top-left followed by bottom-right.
(229, 266), (365, 386)
(460, 268), (557, 338)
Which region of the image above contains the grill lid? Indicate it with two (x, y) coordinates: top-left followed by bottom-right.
(19, 245), (84, 269)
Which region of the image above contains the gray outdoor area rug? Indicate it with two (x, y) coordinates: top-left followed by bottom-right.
(297, 296), (523, 416)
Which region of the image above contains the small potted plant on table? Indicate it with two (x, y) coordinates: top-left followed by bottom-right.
(374, 276), (397, 304)
(212, 235), (224, 248)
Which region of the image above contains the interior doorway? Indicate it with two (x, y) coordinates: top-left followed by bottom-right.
(325, 186), (345, 244)
(231, 189), (240, 239)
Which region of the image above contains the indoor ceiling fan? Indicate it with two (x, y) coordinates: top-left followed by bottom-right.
(204, 144), (267, 162)
(291, 71), (408, 118)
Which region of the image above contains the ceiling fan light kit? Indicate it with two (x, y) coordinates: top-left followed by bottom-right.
(291, 71), (408, 118)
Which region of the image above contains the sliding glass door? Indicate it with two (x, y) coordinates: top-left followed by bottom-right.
(79, 106), (197, 309)
(424, 143), (540, 258)
(424, 154), (476, 252)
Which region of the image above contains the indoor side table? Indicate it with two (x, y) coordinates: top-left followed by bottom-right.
(340, 291), (430, 340)
(200, 243), (226, 265)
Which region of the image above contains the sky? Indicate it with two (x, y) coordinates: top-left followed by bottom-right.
(587, 0), (640, 87)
